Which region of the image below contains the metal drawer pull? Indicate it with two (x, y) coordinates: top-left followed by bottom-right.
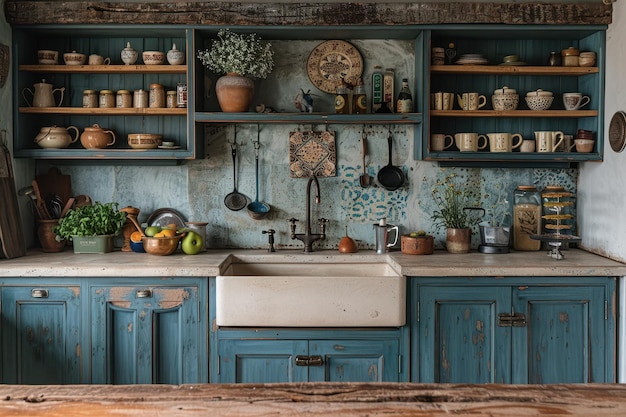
(136, 289), (153, 298)
(295, 355), (324, 366)
(31, 289), (49, 298)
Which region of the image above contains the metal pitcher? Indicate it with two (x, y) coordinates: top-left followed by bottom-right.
(22, 79), (65, 107)
(373, 222), (399, 254)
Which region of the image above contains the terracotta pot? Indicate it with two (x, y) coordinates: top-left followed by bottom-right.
(446, 228), (472, 254)
(215, 73), (255, 112)
(36, 219), (65, 253)
(80, 123), (116, 149)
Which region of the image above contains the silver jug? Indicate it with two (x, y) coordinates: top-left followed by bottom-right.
(22, 79), (65, 107)
(373, 222), (399, 254)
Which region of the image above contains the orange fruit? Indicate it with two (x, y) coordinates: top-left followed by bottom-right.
(163, 223), (178, 231)
(153, 231), (166, 238)
(160, 229), (176, 238)
(130, 231), (143, 243)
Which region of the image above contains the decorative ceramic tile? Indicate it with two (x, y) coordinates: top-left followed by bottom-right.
(289, 130), (337, 178)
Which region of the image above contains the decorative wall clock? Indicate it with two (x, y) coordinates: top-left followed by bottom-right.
(306, 40), (363, 94)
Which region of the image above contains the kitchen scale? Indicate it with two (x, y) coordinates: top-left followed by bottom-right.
(478, 225), (510, 254)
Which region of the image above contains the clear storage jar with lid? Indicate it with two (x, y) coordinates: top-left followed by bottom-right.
(561, 47), (580, 67)
(149, 83), (165, 108)
(513, 185), (542, 251)
(98, 90), (115, 108)
(116, 90), (132, 108)
(82, 89), (97, 108)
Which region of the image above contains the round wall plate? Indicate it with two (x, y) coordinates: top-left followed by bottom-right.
(609, 111), (626, 153)
(306, 40), (363, 94)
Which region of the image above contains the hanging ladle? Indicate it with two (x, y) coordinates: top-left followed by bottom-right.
(224, 129), (248, 211)
(247, 126), (271, 220)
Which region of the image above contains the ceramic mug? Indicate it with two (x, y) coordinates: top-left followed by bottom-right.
(534, 131), (565, 152)
(457, 92), (487, 111)
(431, 92), (454, 110)
(431, 134), (454, 151)
(88, 54), (111, 65)
(486, 132), (523, 152)
(520, 139), (536, 153)
(454, 132), (488, 152)
(562, 92), (590, 110)
(37, 49), (58, 65)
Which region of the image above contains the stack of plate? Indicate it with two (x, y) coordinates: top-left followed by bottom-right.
(456, 54), (488, 65)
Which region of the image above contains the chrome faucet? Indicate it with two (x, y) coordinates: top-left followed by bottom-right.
(289, 175), (328, 252)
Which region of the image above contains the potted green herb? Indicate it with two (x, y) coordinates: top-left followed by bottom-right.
(197, 29), (274, 112)
(54, 201), (127, 254)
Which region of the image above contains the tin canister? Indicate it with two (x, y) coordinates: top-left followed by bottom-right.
(99, 90), (115, 108)
(116, 90), (132, 108)
(149, 83), (165, 108)
(134, 89), (148, 108)
(176, 82), (187, 108)
(82, 89), (98, 108)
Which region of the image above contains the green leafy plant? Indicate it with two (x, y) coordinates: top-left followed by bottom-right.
(196, 29), (274, 78)
(429, 173), (482, 229)
(54, 202), (127, 239)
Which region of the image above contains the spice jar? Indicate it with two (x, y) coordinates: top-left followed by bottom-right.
(116, 89), (132, 108)
(98, 89), (115, 108)
(133, 89), (148, 108)
(149, 83), (165, 108)
(82, 89), (97, 108)
(561, 47), (580, 67)
(166, 90), (177, 108)
(513, 185), (541, 251)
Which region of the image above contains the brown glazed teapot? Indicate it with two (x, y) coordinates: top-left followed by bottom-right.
(80, 124), (116, 149)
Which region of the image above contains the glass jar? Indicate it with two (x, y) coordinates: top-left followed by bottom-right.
(513, 185), (542, 251)
(98, 89), (115, 108)
(149, 83), (165, 108)
(116, 90), (132, 108)
(133, 89), (148, 108)
(82, 89), (97, 108)
(166, 90), (177, 108)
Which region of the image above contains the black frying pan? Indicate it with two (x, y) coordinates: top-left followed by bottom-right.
(377, 131), (405, 191)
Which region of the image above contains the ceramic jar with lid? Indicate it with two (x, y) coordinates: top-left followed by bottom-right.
(561, 47), (580, 67)
(166, 90), (177, 108)
(166, 43), (185, 65)
(149, 83), (165, 108)
(491, 86), (519, 111)
(513, 185), (542, 251)
(133, 89), (148, 108)
(121, 41), (138, 65)
(82, 89), (97, 108)
(116, 90), (132, 108)
(99, 90), (115, 108)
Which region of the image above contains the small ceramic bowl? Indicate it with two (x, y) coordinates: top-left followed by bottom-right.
(63, 51), (86, 65)
(130, 240), (145, 253)
(142, 51), (165, 65)
(142, 235), (182, 255)
(38, 50), (58, 65)
(128, 133), (163, 149)
(575, 139), (594, 153)
(492, 94), (519, 111)
(525, 96), (554, 111)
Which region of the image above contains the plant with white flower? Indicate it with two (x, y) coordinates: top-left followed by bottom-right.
(197, 29), (274, 79)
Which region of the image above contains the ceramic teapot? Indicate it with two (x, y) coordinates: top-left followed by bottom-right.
(22, 79), (65, 107)
(80, 124), (116, 149)
(34, 125), (79, 149)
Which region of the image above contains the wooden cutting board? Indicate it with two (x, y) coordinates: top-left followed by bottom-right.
(0, 130), (26, 259)
(36, 167), (72, 205)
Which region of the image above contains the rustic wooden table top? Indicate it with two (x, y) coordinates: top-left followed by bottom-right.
(0, 383), (625, 416)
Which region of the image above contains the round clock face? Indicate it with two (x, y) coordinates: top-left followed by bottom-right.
(307, 40), (363, 94)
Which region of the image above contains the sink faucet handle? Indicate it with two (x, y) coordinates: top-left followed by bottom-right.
(262, 229), (276, 252)
(318, 218), (329, 234)
(288, 218), (299, 238)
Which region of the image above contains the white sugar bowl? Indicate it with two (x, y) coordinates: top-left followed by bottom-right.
(166, 43), (185, 65)
(492, 86), (519, 111)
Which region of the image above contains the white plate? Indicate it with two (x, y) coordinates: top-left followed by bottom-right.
(158, 145), (181, 150)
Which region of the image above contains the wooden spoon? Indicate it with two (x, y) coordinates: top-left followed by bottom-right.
(359, 132), (370, 188)
(31, 180), (51, 220)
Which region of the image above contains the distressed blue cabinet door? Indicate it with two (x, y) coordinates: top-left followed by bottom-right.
(1, 286), (81, 384)
(308, 339), (400, 382)
(419, 286), (511, 383)
(90, 285), (202, 384)
(218, 339), (309, 383)
(512, 285), (612, 383)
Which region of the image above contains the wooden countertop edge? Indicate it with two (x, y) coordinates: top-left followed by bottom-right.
(0, 383), (625, 416)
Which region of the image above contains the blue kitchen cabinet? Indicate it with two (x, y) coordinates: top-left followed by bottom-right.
(1, 282), (82, 384)
(89, 279), (208, 384)
(413, 277), (615, 383)
(216, 330), (403, 383)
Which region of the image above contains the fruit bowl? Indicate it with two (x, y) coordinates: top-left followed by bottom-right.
(142, 235), (182, 255)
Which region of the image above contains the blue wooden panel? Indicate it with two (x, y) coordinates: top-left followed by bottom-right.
(1, 286), (81, 384)
(513, 285), (609, 383)
(309, 340), (400, 382)
(218, 339), (308, 383)
(418, 285), (511, 383)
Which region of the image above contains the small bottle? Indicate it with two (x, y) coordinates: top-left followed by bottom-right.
(396, 78), (413, 113)
(98, 90), (115, 108)
(352, 78), (367, 114)
(371, 66), (383, 113)
(383, 68), (395, 112)
(176, 83), (188, 108)
(334, 81), (349, 114)
(548, 51), (560, 66)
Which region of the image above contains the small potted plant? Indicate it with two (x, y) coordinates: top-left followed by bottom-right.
(197, 29), (274, 112)
(54, 201), (127, 254)
(429, 173), (483, 253)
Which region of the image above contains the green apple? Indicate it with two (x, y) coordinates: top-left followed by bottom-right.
(144, 226), (161, 237)
(182, 231), (203, 255)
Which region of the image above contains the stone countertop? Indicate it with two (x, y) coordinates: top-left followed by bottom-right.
(1, 248), (625, 278)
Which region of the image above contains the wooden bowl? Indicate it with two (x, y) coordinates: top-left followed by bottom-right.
(401, 234), (434, 255)
(142, 235), (181, 255)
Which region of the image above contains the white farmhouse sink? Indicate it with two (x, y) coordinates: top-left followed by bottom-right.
(216, 258), (405, 327)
